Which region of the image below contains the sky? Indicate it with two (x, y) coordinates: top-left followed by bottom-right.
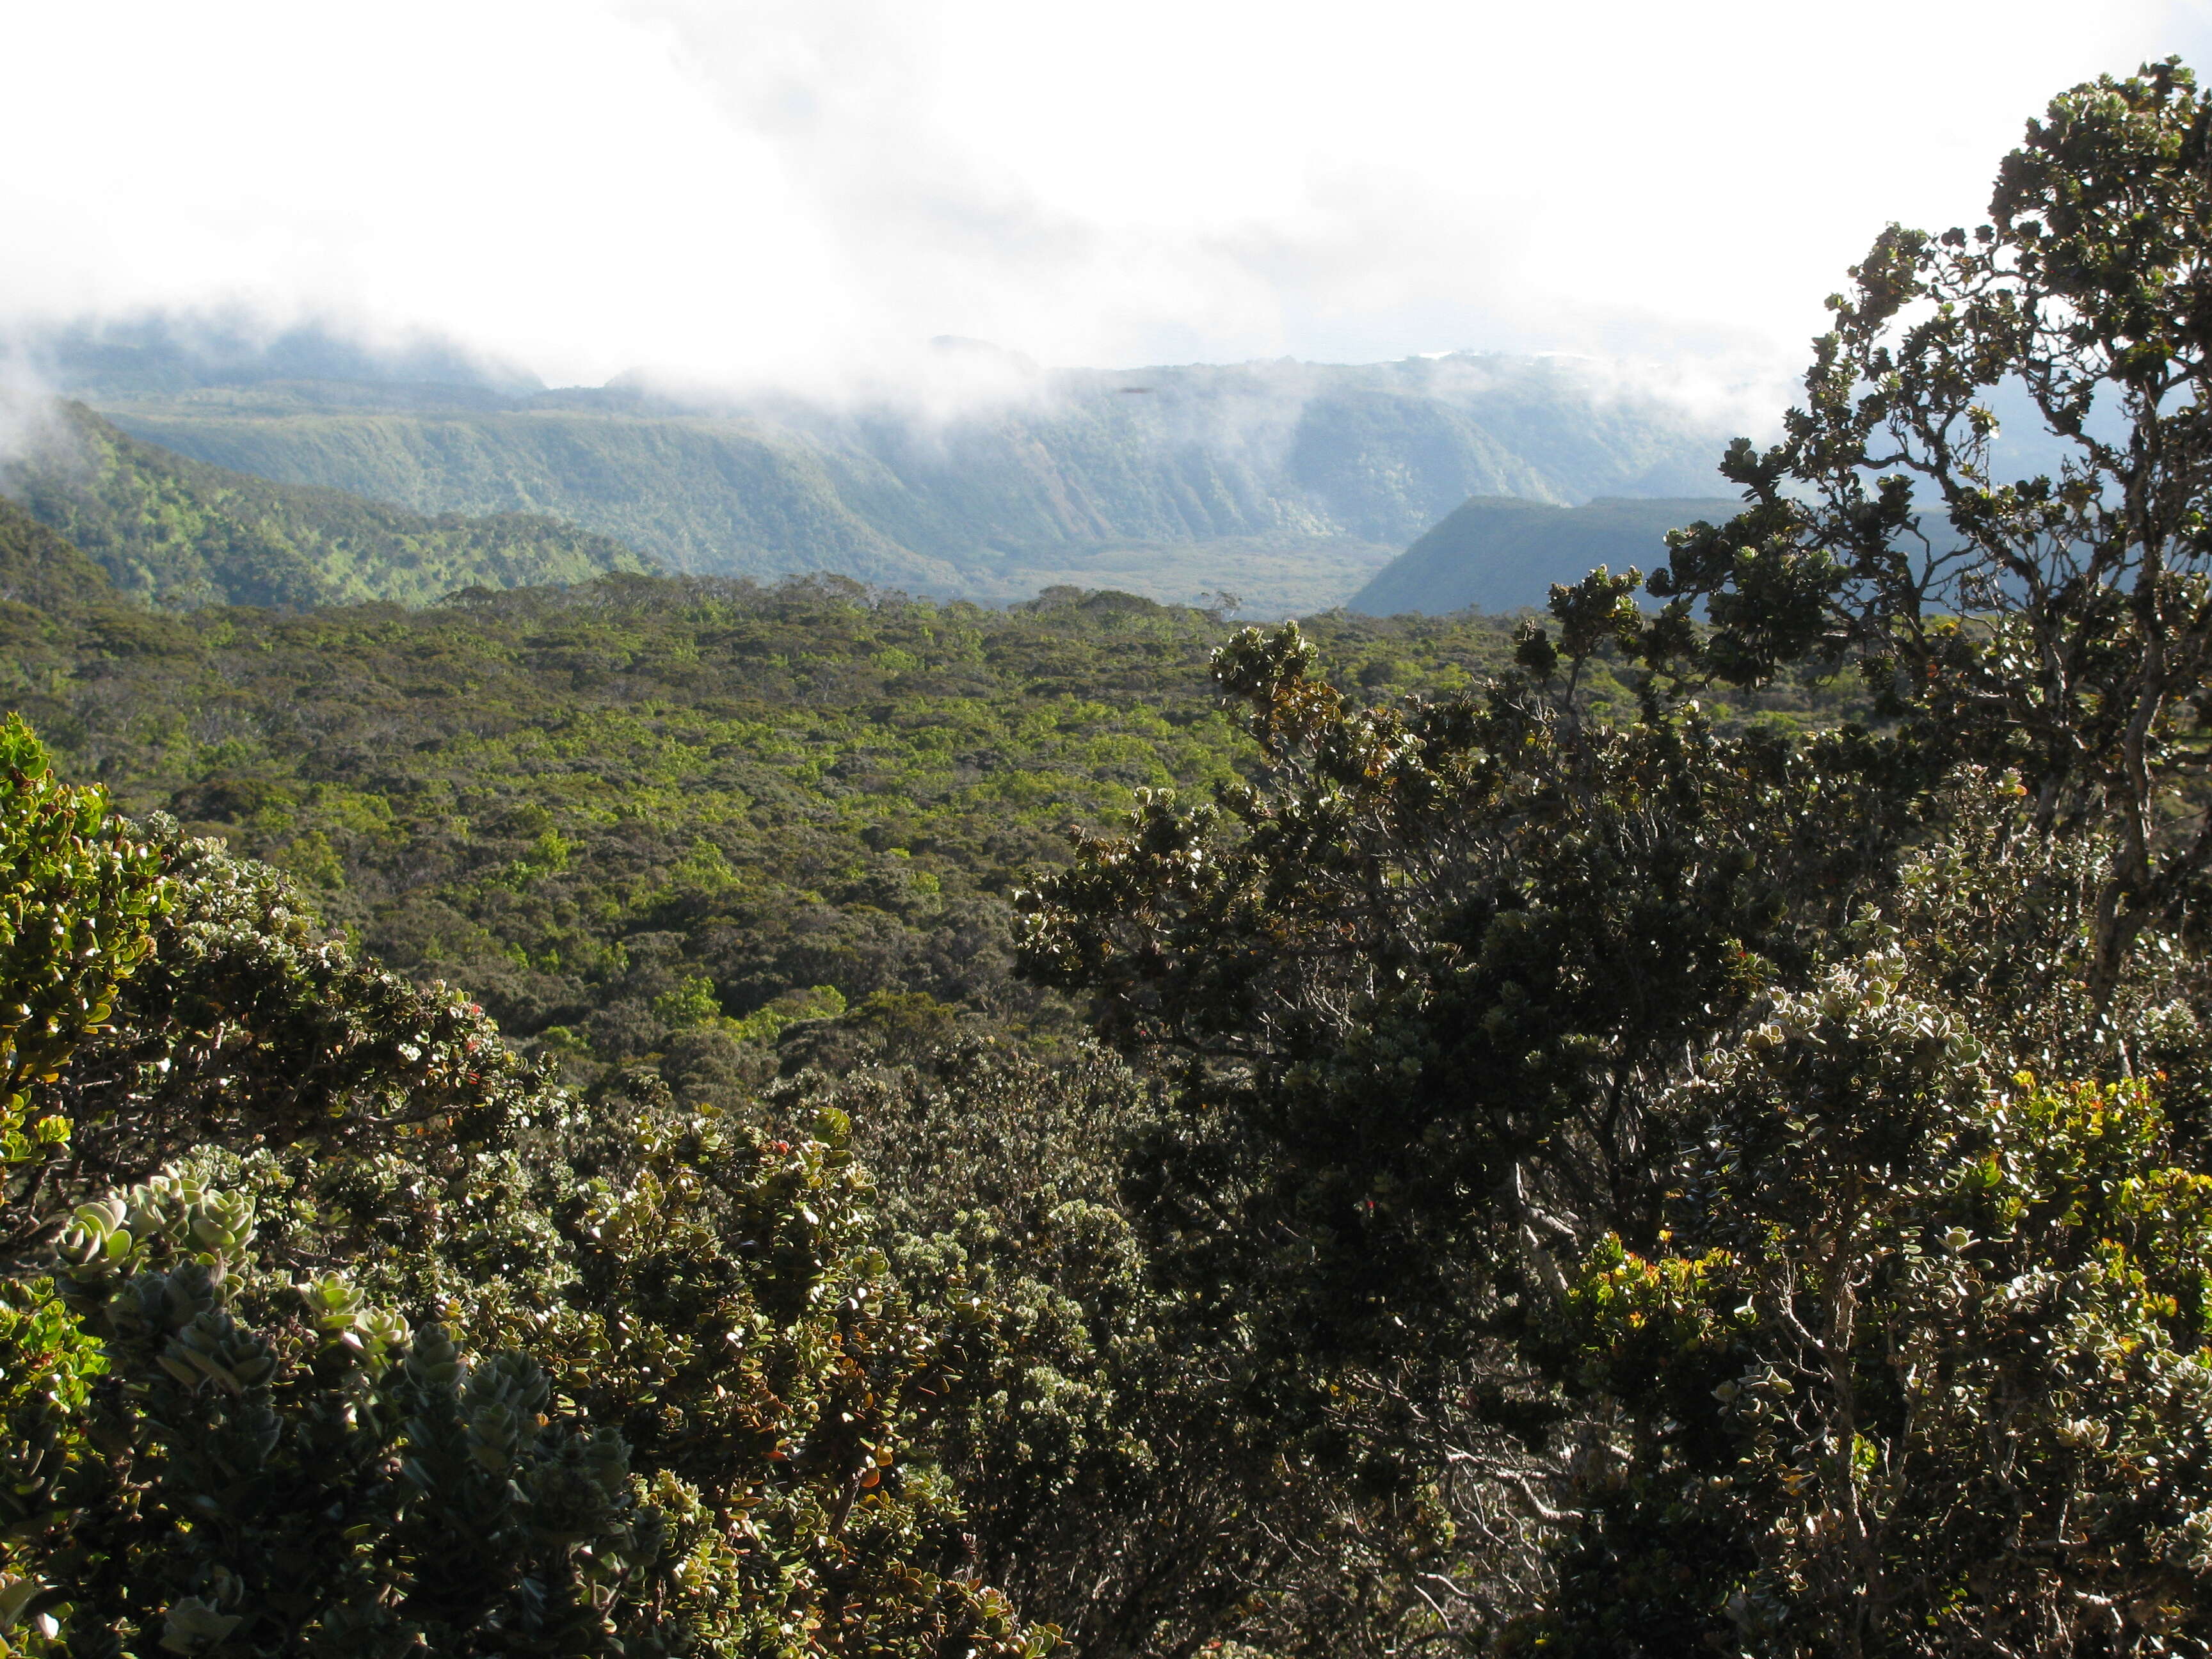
(4, 0), (2209, 399)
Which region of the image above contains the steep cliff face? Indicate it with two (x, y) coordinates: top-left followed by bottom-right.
(81, 352), (1731, 605)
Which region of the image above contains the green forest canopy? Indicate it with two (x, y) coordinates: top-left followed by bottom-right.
(0, 403), (648, 610)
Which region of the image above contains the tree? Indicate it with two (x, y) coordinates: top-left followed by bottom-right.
(1017, 614), (1925, 1383)
(1020, 59), (2212, 1651)
(1014, 614), (1930, 1649)
(1647, 59), (2212, 1004)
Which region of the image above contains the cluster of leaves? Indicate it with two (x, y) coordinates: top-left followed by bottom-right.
(776, 1046), (1454, 1659)
(0, 714), (166, 1264)
(1554, 984), (2212, 1653)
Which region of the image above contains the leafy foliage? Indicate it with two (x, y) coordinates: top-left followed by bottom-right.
(1534, 794), (2212, 1651)
(1553, 1008), (2212, 1653)
(40, 1173), (657, 1658)
(0, 728), (1053, 1659)
(0, 715), (166, 1263)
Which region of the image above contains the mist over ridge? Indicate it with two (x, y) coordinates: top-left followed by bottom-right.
(12, 311), (1754, 612)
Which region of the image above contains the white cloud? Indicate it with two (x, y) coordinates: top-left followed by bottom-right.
(2, 0), (2206, 394)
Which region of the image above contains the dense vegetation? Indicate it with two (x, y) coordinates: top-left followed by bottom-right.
(0, 525), (1526, 1081)
(76, 353), (1729, 608)
(1, 403), (648, 609)
(7, 58), (2212, 1659)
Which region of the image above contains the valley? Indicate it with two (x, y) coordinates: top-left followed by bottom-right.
(45, 330), (1736, 610)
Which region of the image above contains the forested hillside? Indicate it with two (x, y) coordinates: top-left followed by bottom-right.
(70, 351), (1731, 607)
(1350, 493), (1742, 613)
(0, 401), (650, 609)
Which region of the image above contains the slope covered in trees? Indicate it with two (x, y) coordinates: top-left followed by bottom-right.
(1349, 493), (1742, 614)
(9, 57), (2212, 1659)
(0, 403), (650, 609)
(71, 353), (1731, 608)
(0, 496), (115, 612)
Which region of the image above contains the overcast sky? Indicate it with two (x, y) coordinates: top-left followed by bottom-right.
(4, 0), (2209, 396)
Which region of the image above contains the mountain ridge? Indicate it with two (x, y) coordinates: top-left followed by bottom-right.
(72, 347), (1739, 610)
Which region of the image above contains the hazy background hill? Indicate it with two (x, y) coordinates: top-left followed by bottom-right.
(25, 312), (549, 400)
(1349, 494), (1742, 615)
(24, 317), (1745, 612)
(0, 402), (649, 609)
